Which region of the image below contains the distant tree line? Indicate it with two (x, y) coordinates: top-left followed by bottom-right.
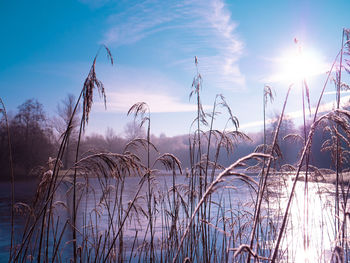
(0, 95), (341, 181)
(0, 99), (55, 179)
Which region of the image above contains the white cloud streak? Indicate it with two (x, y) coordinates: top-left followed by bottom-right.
(93, 66), (211, 113)
(102, 0), (245, 90)
(97, 91), (210, 113)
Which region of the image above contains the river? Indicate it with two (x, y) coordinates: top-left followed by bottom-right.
(0, 174), (343, 262)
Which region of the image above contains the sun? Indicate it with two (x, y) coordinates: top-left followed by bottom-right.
(270, 43), (329, 84)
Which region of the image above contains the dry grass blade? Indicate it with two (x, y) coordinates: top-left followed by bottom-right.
(127, 102), (149, 119)
(230, 130), (251, 142)
(14, 202), (32, 215)
(273, 143), (283, 159)
(173, 152), (271, 262)
(281, 164), (296, 172)
(264, 85), (275, 104)
(227, 172), (259, 187)
(283, 133), (304, 144)
(82, 46), (113, 130)
(218, 94), (239, 130)
(271, 109), (350, 262)
(304, 79), (312, 115)
(330, 246), (344, 263)
(231, 244), (271, 261)
(254, 144), (268, 153)
(102, 44), (114, 65)
(77, 152), (145, 178)
(124, 138), (158, 153)
(0, 98), (15, 261)
(247, 86), (291, 263)
(200, 219), (230, 236)
(155, 153), (183, 174)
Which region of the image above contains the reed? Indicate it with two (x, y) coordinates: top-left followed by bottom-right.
(0, 98), (15, 262)
(6, 28), (350, 263)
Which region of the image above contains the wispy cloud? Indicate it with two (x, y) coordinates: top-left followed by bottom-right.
(102, 0), (245, 90)
(240, 119), (272, 130)
(93, 65), (211, 113)
(97, 91), (210, 113)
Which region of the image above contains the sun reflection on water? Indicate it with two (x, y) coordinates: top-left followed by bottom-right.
(269, 174), (337, 262)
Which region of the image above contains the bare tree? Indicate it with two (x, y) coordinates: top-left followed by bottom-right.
(104, 127), (125, 152)
(53, 94), (80, 169)
(123, 120), (146, 141)
(12, 99), (53, 175)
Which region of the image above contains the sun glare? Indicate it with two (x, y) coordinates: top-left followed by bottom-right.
(271, 45), (329, 84)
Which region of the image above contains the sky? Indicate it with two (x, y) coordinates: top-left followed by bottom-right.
(1, 0), (350, 137)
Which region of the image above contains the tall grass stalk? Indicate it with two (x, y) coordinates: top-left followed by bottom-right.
(270, 33), (350, 261)
(0, 98), (15, 262)
(9, 31), (350, 263)
(173, 152), (271, 262)
(247, 86), (291, 262)
(335, 28), (346, 239)
(12, 46), (113, 263)
(127, 102), (155, 262)
(271, 109), (350, 262)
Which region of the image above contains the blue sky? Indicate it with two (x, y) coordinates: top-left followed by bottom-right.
(1, 0), (350, 137)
